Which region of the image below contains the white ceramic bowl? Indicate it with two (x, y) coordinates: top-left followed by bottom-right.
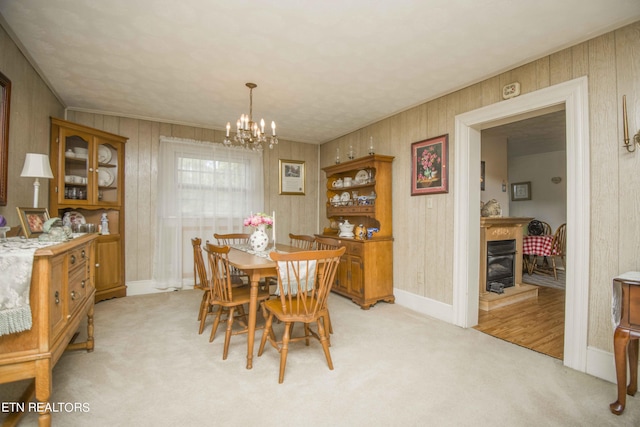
(73, 147), (88, 155)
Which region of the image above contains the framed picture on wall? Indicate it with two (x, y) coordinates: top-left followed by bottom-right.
(481, 161), (485, 191)
(279, 159), (305, 195)
(0, 71), (11, 206)
(411, 134), (448, 195)
(511, 181), (531, 201)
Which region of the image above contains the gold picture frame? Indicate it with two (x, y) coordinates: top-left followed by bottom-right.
(279, 159), (305, 195)
(16, 207), (50, 238)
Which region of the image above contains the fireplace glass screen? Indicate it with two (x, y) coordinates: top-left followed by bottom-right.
(486, 239), (516, 292)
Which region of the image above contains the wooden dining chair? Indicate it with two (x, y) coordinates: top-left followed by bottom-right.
(314, 235), (342, 250)
(214, 233), (251, 286)
(313, 235), (345, 333)
(192, 238), (211, 330)
(258, 247), (346, 383)
(289, 233), (316, 250)
(205, 243), (271, 360)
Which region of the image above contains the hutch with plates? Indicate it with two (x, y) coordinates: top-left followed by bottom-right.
(317, 154), (394, 309)
(49, 118), (127, 302)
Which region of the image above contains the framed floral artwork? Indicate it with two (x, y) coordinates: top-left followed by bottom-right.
(411, 134), (448, 195)
(16, 207), (50, 238)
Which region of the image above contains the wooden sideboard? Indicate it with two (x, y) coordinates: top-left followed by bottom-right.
(0, 234), (96, 426)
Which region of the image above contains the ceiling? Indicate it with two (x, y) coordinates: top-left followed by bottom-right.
(1, 1), (639, 145)
(483, 110), (567, 159)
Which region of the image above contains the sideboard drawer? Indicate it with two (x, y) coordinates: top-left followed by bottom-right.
(68, 244), (88, 273)
(344, 241), (364, 257)
(50, 254), (66, 339)
(68, 266), (88, 315)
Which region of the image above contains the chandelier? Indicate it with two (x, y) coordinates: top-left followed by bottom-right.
(224, 82), (278, 150)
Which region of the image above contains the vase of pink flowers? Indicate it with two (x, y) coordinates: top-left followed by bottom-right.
(244, 212), (273, 252)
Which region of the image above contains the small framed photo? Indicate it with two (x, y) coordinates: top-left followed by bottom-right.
(16, 207), (50, 238)
(411, 134), (449, 196)
(511, 181), (531, 201)
(279, 159), (305, 195)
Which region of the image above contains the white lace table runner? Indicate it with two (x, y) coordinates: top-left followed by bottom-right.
(0, 239), (59, 336)
(230, 244), (278, 259)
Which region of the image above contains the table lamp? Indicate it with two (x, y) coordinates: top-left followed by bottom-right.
(20, 153), (54, 208)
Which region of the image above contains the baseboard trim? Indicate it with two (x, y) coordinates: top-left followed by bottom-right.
(586, 346), (617, 384)
(126, 280), (193, 296)
(394, 288), (453, 324)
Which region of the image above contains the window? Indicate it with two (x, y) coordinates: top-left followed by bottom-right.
(153, 136), (264, 289)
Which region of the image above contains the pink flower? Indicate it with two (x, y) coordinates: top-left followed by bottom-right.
(243, 212), (273, 228)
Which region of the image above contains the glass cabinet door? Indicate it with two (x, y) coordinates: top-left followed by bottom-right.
(61, 130), (90, 203)
(96, 139), (119, 205)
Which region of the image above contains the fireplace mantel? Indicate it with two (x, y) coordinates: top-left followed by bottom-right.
(479, 217), (537, 311)
(481, 217), (533, 228)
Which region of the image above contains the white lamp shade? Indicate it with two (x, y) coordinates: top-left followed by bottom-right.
(21, 153), (54, 179)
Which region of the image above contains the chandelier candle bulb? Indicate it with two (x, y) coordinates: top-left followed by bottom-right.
(260, 118), (265, 133)
(271, 121), (276, 136)
(226, 122), (231, 137)
(369, 137), (374, 155)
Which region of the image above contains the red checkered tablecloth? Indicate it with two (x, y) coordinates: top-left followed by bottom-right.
(523, 235), (557, 255)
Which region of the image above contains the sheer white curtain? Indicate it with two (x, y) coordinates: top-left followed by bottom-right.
(153, 136), (264, 289)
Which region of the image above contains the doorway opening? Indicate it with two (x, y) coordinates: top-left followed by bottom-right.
(452, 77), (590, 373)
(475, 110), (568, 358)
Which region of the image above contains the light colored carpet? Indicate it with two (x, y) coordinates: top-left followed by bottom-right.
(2, 290), (639, 426)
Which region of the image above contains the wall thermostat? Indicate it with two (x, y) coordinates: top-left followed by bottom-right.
(502, 82), (521, 99)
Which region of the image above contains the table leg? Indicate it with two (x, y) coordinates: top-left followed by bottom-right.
(628, 338), (639, 396)
(246, 272), (260, 370)
(610, 327), (630, 415)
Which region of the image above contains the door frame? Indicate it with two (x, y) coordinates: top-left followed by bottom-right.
(452, 77), (590, 372)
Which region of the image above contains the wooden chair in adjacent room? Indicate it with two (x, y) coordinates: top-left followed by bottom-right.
(205, 242), (271, 359)
(258, 247), (345, 383)
(288, 233), (316, 250)
(539, 221), (552, 235)
(549, 223), (566, 279)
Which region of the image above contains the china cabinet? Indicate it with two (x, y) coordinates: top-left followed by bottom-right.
(318, 155), (394, 309)
(49, 118), (127, 302)
(0, 234), (96, 426)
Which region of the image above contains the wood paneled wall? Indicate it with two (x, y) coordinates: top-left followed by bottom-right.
(320, 21), (640, 352)
(0, 24), (64, 225)
(66, 111), (319, 283)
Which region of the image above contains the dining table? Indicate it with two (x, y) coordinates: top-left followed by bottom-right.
(522, 234), (556, 275)
(226, 243), (302, 369)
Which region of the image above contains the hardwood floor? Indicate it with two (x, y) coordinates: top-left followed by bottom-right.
(474, 286), (565, 359)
